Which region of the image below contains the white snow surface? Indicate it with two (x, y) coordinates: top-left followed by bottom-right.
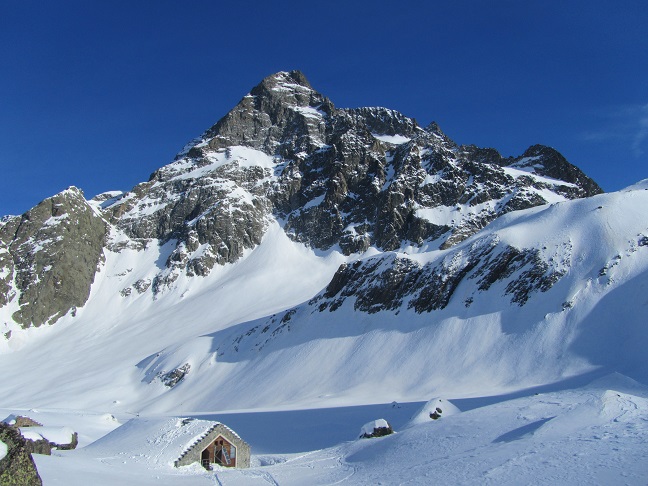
(1, 183), (648, 483)
(85, 417), (234, 467)
(0, 439), (6, 461)
(5, 373), (647, 485)
(19, 426), (74, 445)
(2, 186), (648, 413)
(371, 133), (411, 144)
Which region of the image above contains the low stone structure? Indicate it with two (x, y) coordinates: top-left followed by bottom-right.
(3, 416), (42, 428)
(359, 419), (393, 439)
(2, 414), (78, 456)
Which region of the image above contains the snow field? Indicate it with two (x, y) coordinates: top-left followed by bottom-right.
(13, 373), (648, 485)
(0, 183), (647, 484)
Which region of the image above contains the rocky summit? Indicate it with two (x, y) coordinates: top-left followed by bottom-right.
(0, 70), (601, 330)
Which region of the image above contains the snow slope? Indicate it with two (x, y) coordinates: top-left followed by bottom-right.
(16, 373), (648, 485)
(131, 184), (648, 411)
(0, 184), (647, 484)
(0, 221), (347, 411)
(1, 185), (647, 416)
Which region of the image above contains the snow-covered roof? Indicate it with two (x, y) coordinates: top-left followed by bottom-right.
(2, 414), (42, 427)
(359, 419), (391, 438)
(19, 426), (75, 445)
(83, 417), (240, 468)
(2, 414), (17, 425)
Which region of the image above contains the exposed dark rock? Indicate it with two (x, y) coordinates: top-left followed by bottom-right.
(430, 407), (443, 420)
(23, 439), (51, 456)
(0, 187), (107, 328)
(53, 432), (78, 451)
(8, 418), (41, 428)
(511, 145), (603, 197)
(312, 235), (567, 314)
(158, 363), (191, 388)
(102, 70), (602, 278)
(0, 423), (42, 486)
(133, 279), (151, 294)
(0, 71), (605, 331)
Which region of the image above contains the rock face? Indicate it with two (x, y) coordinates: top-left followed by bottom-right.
(0, 70), (603, 329)
(0, 187), (106, 328)
(0, 423), (42, 486)
(314, 235), (568, 314)
(158, 363), (191, 388)
(104, 71), (599, 287)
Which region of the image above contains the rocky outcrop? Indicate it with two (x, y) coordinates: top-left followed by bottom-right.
(158, 363), (190, 388)
(102, 71), (602, 282)
(22, 432), (78, 455)
(312, 235), (569, 314)
(217, 233), (573, 356)
(6, 418), (41, 428)
(0, 423), (42, 486)
(94, 71), (601, 291)
(0, 187), (106, 328)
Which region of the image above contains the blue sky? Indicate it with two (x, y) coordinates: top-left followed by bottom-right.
(1, 1), (647, 216)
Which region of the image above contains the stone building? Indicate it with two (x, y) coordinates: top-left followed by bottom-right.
(174, 422), (250, 469)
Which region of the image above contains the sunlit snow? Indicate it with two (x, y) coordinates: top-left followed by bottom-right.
(1, 184), (648, 484)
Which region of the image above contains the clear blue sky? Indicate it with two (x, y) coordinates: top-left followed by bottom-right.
(1, 1), (647, 216)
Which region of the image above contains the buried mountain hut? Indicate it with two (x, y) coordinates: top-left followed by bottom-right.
(175, 421), (250, 469)
(93, 417), (251, 471)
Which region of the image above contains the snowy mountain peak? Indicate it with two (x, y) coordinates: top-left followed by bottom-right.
(1, 72), (647, 486)
(0, 71), (604, 332)
(255, 70), (315, 95)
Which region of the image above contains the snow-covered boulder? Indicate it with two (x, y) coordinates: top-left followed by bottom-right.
(359, 419), (393, 439)
(20, 426), (77, 451)
(408, 398), (460, 426)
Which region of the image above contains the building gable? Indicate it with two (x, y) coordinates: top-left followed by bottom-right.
(175, 423), (250, 468)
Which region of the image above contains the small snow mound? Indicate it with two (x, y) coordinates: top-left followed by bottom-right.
(359, 419), (393, 439)
(101, 413), (119, 423)
(408, 397), (460, 426)
(585, 372), (648, 397)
